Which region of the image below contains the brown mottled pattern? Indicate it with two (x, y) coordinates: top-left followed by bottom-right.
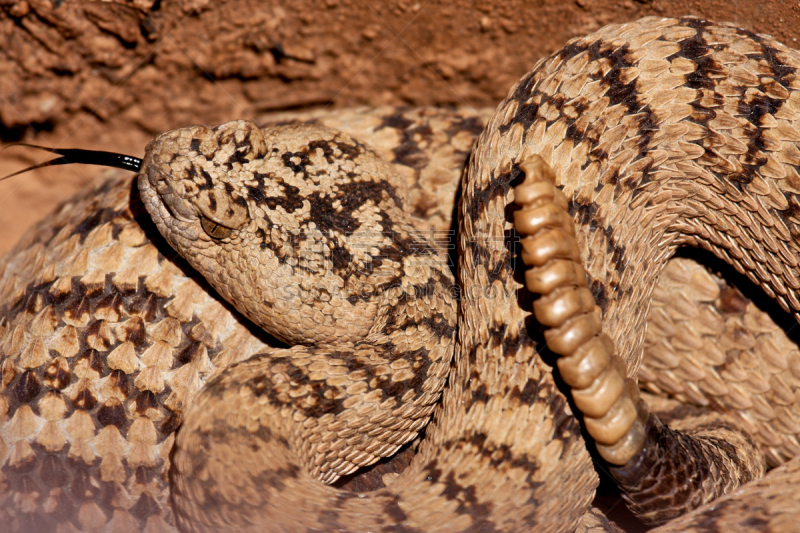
(5, 13), (800, 530)
(0, 174), (272, 533)
(140, 120), (461, 531)
(467, 13), (800, 531)
(3, 107), (616, 532)
(0, 107), (491, 532)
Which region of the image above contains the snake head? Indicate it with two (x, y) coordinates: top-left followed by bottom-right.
(138, 120), (261, 252)
(137, 119), (426, 346)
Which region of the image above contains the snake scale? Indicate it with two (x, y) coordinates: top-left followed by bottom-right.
(4, 15), (800, 532)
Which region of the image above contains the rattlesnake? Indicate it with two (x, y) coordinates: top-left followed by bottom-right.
(4, 15), (800, 532)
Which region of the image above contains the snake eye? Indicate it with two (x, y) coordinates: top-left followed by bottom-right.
(200, 215), (234, 240)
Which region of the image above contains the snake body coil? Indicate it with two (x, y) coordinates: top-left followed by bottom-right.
(4, 15), (800, 532)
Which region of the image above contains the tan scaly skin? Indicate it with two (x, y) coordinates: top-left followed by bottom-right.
(136, 118), (599, 532)
(513, 156), (763, 525)
(503, 15), (800, 527)
(5, 15), (800, 533)
(5, 107), (544, 533)
(147, 14), (800, 529)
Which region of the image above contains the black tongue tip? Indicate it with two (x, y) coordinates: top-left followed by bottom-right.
(1, 144), (143, 182)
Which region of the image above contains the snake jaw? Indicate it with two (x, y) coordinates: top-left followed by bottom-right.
(138, 160), (206, 251)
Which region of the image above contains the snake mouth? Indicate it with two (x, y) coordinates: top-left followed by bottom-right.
(136, 162), (206, 257)
(139, 159), (196, 225)
(138, 164), (175, 223)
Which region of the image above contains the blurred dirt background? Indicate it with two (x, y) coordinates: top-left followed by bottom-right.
(0, 0), (799, 255)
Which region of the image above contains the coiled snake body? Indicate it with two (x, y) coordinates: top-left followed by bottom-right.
(4, 15), (800, 532)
